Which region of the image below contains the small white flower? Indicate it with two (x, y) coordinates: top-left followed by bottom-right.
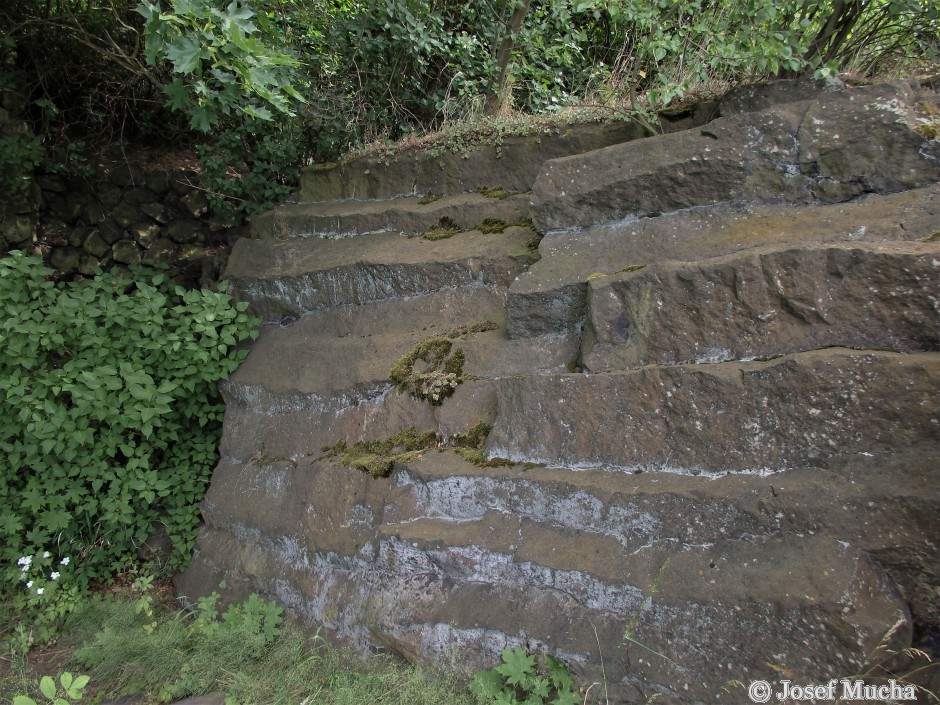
(26, 581), (33, 589)
(17, 556), (31, 567)
(50, 572), (60, 580)
(42, 551), (50, 559)
(60, 557), (70, 565)
(36, 587), (44, 595)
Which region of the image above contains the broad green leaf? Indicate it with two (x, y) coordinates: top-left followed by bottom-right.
(495, 647), (536, 686)
(40, 676), (57, 699)
(165, 36), (205, 74)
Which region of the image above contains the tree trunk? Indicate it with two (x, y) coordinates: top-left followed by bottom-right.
(484, 0), (532, 115)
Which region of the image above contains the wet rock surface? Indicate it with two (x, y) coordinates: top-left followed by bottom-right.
(176, 79), (940, 703)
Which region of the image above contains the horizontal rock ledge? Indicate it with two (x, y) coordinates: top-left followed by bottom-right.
(582, 240), (940, 371)
(485, 349), (940, 473)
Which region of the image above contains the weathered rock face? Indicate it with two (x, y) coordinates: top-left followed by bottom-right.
(581, 242), (940, 371)
(532, 80), (940, 232)
(176, 79), (940, 703)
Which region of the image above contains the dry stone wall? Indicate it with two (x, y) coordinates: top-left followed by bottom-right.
(1, 145), (244, 283)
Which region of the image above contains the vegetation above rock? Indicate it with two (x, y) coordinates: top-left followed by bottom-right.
(2, 0), (937, 217)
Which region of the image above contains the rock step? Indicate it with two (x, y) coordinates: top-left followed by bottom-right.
(486, 349), (940, 474)
(298, 121), (662, 202)
(200, 446), (939, 573)
(249, 192), (532, 240)
(506, 186), (940, 338)
(531, 81), (940, 232)
(225, 226), (538, 322)
(218, 287), (577, 462)
(581, 240), (940, 371)
(182, 451), (921, 703)
(181, 523), (908, 703)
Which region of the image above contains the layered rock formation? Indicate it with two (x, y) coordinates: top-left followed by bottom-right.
(177, 77), (940, 703)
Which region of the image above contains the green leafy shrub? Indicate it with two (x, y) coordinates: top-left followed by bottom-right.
(470, 648), (579, 705)
(197, 118), (305, 217)
(0, 132), (44, 196)
(13, 671), (90, 705)
(0, 253), (258, 606)
(135, 0), (304, 131)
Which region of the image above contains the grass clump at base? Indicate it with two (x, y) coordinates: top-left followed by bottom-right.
(920, 230), (940, 242)
(11, 587), (474, 705)
(321, 428), (440, 478)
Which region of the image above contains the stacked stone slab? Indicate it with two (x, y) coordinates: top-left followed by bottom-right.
(178, 78), (940, 703)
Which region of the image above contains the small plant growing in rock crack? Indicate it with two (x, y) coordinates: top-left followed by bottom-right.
(417, 192), (443, 205)
(390, 337), (466, 405)
(423, 216), (462, 240)
(451, 420), (513, 468)
(320, 428), (440, 478)
(470, 648), (580, 705)
(475, 186), (529, 200)
(418, 370), (459, 403)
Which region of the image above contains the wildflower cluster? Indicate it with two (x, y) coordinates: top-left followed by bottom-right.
(7, 551), (80, 651)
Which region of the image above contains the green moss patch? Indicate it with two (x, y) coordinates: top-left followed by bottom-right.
(417, 192), (443, 205)
(475, 186), (528, 200)
(423, 216), (462, 240)
(320, 428), (440, 478)
(321, 421), (515, 477)
(450, 421), (513, 468)
(920, 230), (940, 242)
(442, 320), (499, 339)
(390, 337), (466, 405)
(915, 123), (939, 139)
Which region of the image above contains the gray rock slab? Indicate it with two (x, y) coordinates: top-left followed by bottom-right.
(718, 75), (846, 116)
(177, 445), (937, 703)
(299, 121), (653, 202)
(582, 241), (940, 371)
(225, 227), (538, 322)
(506, 185), (940, 338)
(219, 290), (577, 462)
(532, 81), (939, 232)
(485, 349), (940, 473)
(250, 192), (531, 239)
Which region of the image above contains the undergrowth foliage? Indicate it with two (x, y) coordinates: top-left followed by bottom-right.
(0, 252), (258, 603)
(470, 648), (580, 705)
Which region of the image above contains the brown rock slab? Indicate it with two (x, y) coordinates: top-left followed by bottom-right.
(485, 349), (940, 473)
(250, 192), (531, 240)
(506, 185), (940, 338)
(582, 241), (940, 371)
(299, 122), (654, 202)
(225, 226), (538, 322)
(531, 82), (940, 232)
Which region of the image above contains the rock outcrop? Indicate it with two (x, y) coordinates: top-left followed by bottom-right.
(176, 77), (940, 703)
